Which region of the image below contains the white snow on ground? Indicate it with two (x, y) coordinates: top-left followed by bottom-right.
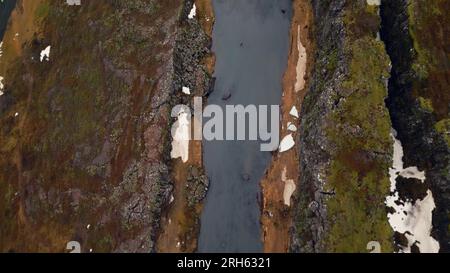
(0, 42), (3, 96)
(66, 0), (81, 5)
(279, 134), (295, 153)
(289, 106), (299, 118)
(170, 108), (190, 163)
(282, 167), (296, 207)
(40, 46), (51, 62)
(287, 122), (297, 132)
(182, 86), (191, 95)
(385, 130), (440, 253)
(0, 76), (4, 96)
(188, 4), (197, 19)
(295, 25), (307, 92)
(399, 167), (426, 181)
(367, 0), (381, 6)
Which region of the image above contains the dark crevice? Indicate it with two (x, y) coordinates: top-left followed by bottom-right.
(380, 0), (449, 252)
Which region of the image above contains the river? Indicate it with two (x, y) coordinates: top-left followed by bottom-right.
(198, 0), (292, 252)
(0, 0), (16, 41)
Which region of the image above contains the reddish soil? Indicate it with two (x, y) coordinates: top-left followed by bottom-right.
(156, 0), (214, 253)
(260, 0), (314, 253)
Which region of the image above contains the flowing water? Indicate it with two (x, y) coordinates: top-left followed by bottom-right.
(0, 0), (16, 41)
(198, 0), (292, 252)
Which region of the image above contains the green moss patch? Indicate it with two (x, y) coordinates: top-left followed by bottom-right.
(322, 3), (394, 252)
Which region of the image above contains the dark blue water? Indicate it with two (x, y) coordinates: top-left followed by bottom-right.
(198, 0), (292, 253)
(0, 0), (16, 41)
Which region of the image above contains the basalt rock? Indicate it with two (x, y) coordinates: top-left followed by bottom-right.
(0, 0), (190, 253)
(380, 0), (450, 251)
(186, 166), (209, 208)
(292, 0), (394, 252)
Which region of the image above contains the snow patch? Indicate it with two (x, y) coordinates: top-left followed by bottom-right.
(289, 106), (299, 118)
(0, 76), (4, 96)
(182, 86), (191, 95)
(40, 46), (51, 62)
(295, 25), (307, 92)
(0, 43), (3, 96)
(367, 0), (381, 6)
(385, 130), (439, 253)
(170, 107), (190, 163)
(188, 4), (197, 19)
(279, 134), (295, 153)
(287, 122), (297, 132)
(282, 167), (296, 207)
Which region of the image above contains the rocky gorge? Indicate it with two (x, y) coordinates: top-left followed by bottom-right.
(291, 0), (448, 253)
(0, 0), (448, 253)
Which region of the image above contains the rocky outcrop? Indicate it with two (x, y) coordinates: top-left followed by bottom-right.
(291, 0), (345, 253)
(292, 0), (394, 252)
(154, 0), (213, 253)
(186, 166), (209, 208)
(173, 0), (212, 102)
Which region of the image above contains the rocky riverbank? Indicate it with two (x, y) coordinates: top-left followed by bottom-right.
(0, 0), (211, 252)
(292, 0), (394, 252)
(291, 0), (448, 253)
(260, 0), (314, 253)
(157, 0), (214, 253)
